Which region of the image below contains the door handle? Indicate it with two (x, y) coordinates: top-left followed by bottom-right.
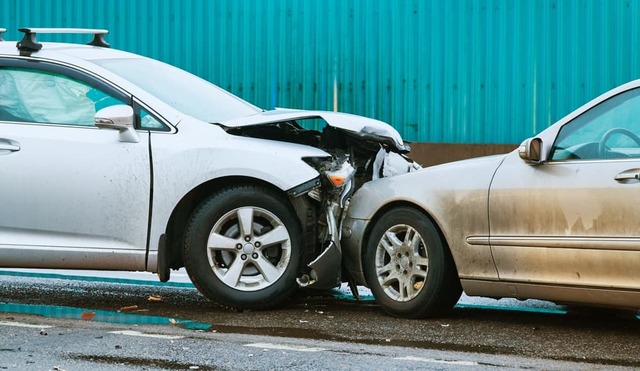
(0, 139), (20, 154)
(615, 170), (640, 183)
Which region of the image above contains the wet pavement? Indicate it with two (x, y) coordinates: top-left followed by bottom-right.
(3, 313), (620, 371)
(1, 269), (639, 369)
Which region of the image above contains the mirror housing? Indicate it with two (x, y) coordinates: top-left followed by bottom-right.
(94, 105), (139, 143)
(518, 137), (542, 164)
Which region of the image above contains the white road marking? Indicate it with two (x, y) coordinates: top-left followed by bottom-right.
(395, 356), (478, 366)
(109, 330), (184, 340)
(245, 342), (326, 352)
(0, 321), (53, 329)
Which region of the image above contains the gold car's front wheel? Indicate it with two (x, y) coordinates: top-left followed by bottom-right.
(364, 207), (462, 318)
(373, 223), (429, 302)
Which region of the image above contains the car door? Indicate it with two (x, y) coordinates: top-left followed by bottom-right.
(488, 87), (640, 290)
(0, 63), (151, 270)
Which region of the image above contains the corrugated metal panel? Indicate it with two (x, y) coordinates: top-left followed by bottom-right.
(2, 0), (640, 144)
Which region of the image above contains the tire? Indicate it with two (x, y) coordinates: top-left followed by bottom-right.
(364, 207), (462, 318)
(184, 184), (302, 310)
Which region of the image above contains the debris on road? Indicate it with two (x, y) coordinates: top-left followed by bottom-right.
(119, 305), (139, 312)
(148, 295), (163, 302)
(81, 311), (96, 320)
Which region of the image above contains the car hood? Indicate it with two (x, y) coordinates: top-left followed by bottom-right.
(424, 153), (507, 172)
(221, 108), (409, 152)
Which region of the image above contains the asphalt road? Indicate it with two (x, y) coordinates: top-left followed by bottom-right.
(0, 271), (639, 370)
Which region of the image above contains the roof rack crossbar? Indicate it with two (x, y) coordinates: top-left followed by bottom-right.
(16, 28), (110, 54)
(0, 28), (6, 42)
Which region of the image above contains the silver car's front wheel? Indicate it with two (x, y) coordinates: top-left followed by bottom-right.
(207, 206), (292, 292)
(364, 207), (462, 318)
(184, 185), (301, 310)
(374, 224), (429, 302)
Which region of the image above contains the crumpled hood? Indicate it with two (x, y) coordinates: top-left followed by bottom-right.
(221, 108), (409, 152)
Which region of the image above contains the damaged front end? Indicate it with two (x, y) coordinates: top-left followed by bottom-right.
(296, 155), (356, 289)
(222, 109), (420, 290)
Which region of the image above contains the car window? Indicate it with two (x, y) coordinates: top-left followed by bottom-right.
(0, 67), (125, 126)
(93, 58), (262, 123)
(139, 108), (167, 130)
(550, 88), (640, 161)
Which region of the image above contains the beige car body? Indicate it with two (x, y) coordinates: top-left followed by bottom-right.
(343, 79), (640, 310)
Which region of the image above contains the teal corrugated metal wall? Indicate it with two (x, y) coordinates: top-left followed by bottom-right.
(2, 0), (640, 144)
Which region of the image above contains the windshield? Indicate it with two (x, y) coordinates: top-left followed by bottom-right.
(94, 58), (262, 122)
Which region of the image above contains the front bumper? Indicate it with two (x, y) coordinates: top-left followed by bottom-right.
(340, 217), (370, 286)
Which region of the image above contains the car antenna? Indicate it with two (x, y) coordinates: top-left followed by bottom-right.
(16, 28), (110, 55)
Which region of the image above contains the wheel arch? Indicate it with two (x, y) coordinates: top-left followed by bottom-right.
(161, 175), (302, 270)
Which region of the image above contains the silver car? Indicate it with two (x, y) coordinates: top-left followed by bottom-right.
(343, 79), (640, 318)
(0, 28), (418, 309)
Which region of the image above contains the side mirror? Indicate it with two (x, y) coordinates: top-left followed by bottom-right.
(518, 137), (542, 164)
(94, 105), (139, 143)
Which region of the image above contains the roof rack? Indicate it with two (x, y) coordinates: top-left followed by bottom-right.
(0, 28), (6, 41)
(17, 28), (110, 54)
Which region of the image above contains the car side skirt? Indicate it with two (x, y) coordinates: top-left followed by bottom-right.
(0, 246), (147, 271)
(461, 279), (640, 310)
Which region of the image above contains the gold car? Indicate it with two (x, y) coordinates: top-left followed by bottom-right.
(343, 80), (640, 318)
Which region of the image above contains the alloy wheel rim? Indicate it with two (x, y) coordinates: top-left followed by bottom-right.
(374, 224), (429, 301)
(207, 206), (291, 291)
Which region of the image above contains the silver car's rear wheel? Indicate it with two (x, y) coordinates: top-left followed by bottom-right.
(364, 207), (461, 318)
(184, 185), (301, 310)
(374, 224), (429, 302)
(208, 206), (291, 292)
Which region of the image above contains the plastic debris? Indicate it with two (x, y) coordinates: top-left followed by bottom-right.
(148, 295), (163, 302)
(119, 305), (138, 312)
(81, 311), (96, 320)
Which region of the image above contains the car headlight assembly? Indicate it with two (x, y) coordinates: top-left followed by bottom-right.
(303, 156), (355, 189)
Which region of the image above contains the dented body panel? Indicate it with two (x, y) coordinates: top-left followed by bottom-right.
(145, 117), (333, 270)
(222, 109), (409, 152)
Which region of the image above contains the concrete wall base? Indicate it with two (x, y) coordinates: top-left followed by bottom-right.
(408, 142), (518, 167)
